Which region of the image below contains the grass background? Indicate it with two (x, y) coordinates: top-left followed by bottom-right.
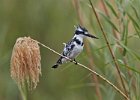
(0, 0), (140, 100)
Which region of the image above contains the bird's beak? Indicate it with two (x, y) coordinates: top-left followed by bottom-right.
(85, 33), (99, 39)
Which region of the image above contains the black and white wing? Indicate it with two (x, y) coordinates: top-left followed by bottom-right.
(62, 40), (75, 57)
(52, 40), (75, 68)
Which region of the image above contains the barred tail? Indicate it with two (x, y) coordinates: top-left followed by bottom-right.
(52, 57), (63, 68)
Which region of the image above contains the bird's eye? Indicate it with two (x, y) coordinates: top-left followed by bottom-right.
(81, 27), (88, 32)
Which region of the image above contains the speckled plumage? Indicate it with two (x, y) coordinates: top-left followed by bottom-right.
(52, 25), (98, 68)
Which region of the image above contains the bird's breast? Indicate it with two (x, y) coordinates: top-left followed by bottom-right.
(69, 44), (83, 59)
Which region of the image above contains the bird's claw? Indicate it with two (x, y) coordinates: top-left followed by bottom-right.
(74, 59), (78, 65)
(70, 59), (78, 65)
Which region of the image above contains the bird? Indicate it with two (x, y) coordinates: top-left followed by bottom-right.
(52, 25), (98, 68)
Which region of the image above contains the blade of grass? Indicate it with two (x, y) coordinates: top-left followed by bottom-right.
(133, 24), (140, 38)
(104, 0), (118, 18)
(116, 38), (140, 61)
(131, 5), (140, 20)
(98, 10), (119, 32)
(122, 19), (129, 56)
(127, 13), (140, 29)
(118, 59), (140, 74)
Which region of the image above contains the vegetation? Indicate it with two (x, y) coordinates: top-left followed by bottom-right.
(0, 0), (140, 100)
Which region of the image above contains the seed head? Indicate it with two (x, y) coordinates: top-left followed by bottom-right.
(10, 37), (41, 90)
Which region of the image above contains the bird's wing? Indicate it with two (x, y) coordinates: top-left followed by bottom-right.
(56, 40), (75, 64)
(62, 40), (75, 57)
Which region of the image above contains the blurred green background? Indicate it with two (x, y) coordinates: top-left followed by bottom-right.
(0, 0), (140, 100)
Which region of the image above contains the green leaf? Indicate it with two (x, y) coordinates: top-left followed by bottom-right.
(127, 12), (140, 38)
(94, 43), (115, 51)
(131, 5), (140, 20)
(127, 12), (140, 29)
(133, 24), (140, 38)
(118, 59), (140, 74)
(105, 0), (118, 18)
(98, 11), (119, 32)
(116, 39), (140, 61)
(122, 20), (129, 56)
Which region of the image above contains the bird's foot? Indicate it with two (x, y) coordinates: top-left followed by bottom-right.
(74, 59), (78, 65)
(70, 59), (78, 65)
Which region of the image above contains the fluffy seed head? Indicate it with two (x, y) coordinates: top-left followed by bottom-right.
(10, 37), (41, 90)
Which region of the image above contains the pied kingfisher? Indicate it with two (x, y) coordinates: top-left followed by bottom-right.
(52, 25), (98, 68)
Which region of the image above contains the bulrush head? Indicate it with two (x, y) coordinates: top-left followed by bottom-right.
(10, 37), (41, 90)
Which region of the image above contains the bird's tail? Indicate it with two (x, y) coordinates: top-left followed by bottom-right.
(52, 63), (59, 68)
(52, 57), (63, 68)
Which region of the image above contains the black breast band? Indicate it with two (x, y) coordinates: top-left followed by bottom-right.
(73, 37), (83, 46)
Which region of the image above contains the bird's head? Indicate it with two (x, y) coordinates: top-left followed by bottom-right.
(74, 25), (98, 39)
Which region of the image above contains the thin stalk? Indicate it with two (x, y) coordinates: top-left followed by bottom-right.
(33, 39), (128, 100)
(72, 0), (102, 99)
(101, 0), (130, 89)
(88, 0), (129, 99)
(18, 85), (28, 100)
(101, 0), (131, 98)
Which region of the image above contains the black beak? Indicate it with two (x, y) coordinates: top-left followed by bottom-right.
(85, 33), (99, 39)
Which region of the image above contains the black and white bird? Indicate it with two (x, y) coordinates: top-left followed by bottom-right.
(52, 25), (98, 68)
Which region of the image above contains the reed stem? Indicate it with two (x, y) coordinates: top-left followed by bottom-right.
(88, 0), (129, 99)
(32, 39), (129, 100)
